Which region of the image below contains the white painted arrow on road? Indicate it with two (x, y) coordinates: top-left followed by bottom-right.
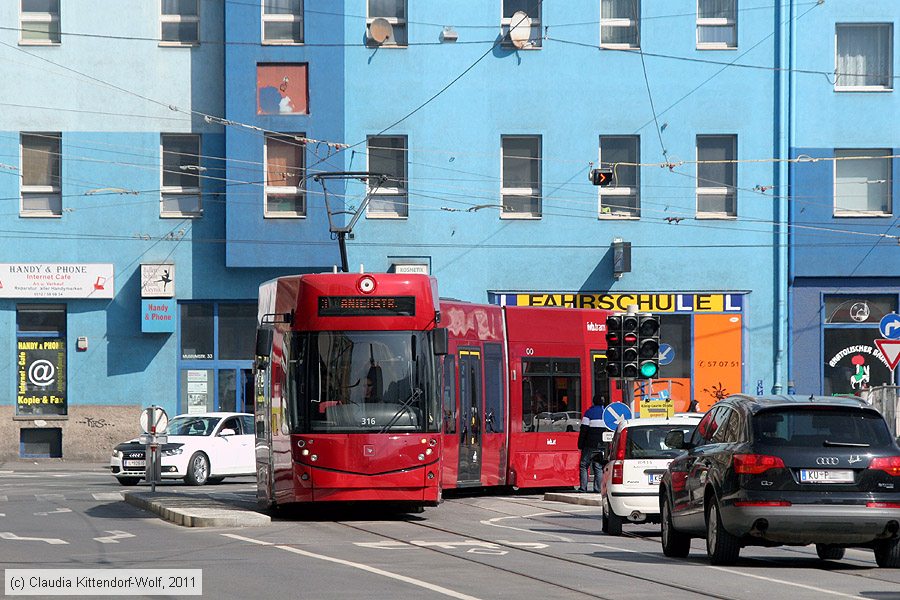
(0, 532), (68, 545)
(94, 530), (135, 544)
(34, 508), (72, 516)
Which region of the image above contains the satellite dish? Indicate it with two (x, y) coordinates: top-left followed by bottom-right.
(367, 17), (393, 44)
(508, 11), (532, 49)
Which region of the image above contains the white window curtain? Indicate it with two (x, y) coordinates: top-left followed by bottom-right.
(834, 149), (891, 214)
(837, 24), (892, 89)
(697, 0), (736, 47)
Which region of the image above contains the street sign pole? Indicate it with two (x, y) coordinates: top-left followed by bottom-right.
(139, 405), (168, 494)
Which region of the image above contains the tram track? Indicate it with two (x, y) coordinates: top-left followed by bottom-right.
(335, 500), (739, 600)
(442, 495), (900, 588)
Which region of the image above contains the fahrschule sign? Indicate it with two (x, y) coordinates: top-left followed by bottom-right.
(0, 263), (114, 299)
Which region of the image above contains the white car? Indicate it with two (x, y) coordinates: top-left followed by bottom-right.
(110, 412), (255, 486)
(533, 411), (582, 432)
(600, 413), (702, 535)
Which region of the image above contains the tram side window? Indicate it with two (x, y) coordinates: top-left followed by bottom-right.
(441, 354), (457, 434)
(522, 358), (581, 433)
(484, 343), (504, 433)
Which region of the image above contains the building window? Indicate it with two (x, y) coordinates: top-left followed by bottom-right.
(599, 135), (640, 218)
(696, 135), (736, 217)
(16, 304), (67, 417)
(367, 136), (408, 218)
(20, 0), (60, 44)
(834, 149), (892, 216)
(501, 136), (541, 218)
(161, 134), (202, 217)
(601, 0), (640, 49)
(367, 0), (407, 47)
(161, 0), (200, 46)
(697, 0), (736, 49)
(265, 134), (305, 217)
(262, 0), (303, 44)
(502, 0), (542, 49)
(21, 132), (61, 217)
(835, 24), (893, 91)
(257, 64), (309, 115)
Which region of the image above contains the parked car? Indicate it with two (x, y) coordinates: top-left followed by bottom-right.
(600, 414), (702, 535)
(110, 412), (255, 486)
(659, 395), (900, 567)
(533, 411), (582, 432)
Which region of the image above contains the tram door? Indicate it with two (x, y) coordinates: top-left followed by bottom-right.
(457, 349), (483, 486)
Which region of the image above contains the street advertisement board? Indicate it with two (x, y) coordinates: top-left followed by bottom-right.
(17, 337), (67, 416)
(0, 263), (113, 299)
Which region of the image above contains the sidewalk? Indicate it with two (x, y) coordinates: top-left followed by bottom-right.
(123, 490), (271, 528)
(543, 491), (602, 507)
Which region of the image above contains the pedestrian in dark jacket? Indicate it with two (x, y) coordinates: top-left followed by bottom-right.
(577, 395), (607, 493)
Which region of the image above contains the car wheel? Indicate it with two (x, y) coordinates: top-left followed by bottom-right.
(874, 538), (900, 568)
(706, 500), (740, 565)
(603, 497), (623, 536)
(661, 496), (691, 558)
(115, 477), (140, 486)
(184, 452), (210, 486)
(815, 544), (845, 561)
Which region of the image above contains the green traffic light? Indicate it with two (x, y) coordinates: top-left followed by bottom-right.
(640, 361), (658, 378)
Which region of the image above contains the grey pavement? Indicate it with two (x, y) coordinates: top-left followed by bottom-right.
(543, 491), (602, 506)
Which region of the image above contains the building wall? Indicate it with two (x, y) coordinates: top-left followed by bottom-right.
(789, 2), (900, 394)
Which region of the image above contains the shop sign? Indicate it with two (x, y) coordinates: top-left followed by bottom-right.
(498, 292), (743, 313)
(140, 264), (175, 298)
(17, 337), (66, 416)
(0, 263), (113, 299)
(142, 299), (176, 333)
(824, 329), (892, 396)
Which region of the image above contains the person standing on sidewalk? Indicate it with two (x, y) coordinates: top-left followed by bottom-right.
(577, 395), (607, 493)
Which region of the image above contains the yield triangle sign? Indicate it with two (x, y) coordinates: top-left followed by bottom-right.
(874, 339), (900, 370)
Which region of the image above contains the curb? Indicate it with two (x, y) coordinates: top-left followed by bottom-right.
(543, 492), (603, 507)
(123, 492), (271, 528)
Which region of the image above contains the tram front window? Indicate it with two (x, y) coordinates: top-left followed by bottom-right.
(297, 331), (437, 433)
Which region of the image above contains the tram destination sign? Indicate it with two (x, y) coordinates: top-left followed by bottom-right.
(318, 296), (416, 317)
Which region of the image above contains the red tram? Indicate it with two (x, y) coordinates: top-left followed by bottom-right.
(253, 271), (618, 511)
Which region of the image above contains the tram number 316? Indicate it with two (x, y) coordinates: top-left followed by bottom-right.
(361, 417), (376, 426)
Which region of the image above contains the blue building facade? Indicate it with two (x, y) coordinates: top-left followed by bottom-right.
(789, 3), (900, 397)
(2, 1), (839, 459)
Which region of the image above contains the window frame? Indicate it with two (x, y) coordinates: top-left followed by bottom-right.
(261, 0), (304, 45)
(366, 135), (409, 219)
(160, 0), (200, 47)
(366, 0), (407, 48)
(20, 132), (62, 218)
(696, 134), (737, 219)
(264, 133), (306, 218)
(834, 23), (893, 92)
(501, 1), (542, 49)
(160, 133), (202, 218)
(599, 135), (640, 219)
(19, 0), (60, 45)
(833, 148), (892, 217)
(696, 0), (737, 50)
(600, 0), (641, 50)
(501, 135), (542, 219)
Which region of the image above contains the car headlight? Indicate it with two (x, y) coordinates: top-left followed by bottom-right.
(112, 450), (121, 459)
(162, 447), (183, 457)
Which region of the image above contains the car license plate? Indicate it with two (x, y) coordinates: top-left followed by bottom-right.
(799, 469), (854, 484)
(648, 473), (663, 485)
(123, 460), (145, 468)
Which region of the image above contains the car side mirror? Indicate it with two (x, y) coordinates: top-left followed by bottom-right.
(664, 429), (687, 449)
(432, 328), (448, 356)
(219, 428), (236, 437)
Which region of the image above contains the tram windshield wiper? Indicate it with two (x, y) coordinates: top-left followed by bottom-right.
(379, 388), (423, 433)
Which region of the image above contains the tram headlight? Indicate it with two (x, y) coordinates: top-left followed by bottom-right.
(425, 448), (433, 456)
(296, 439), (306, 448)
(418, 454), (425, 461)
(301, 449), (310, 456)
(310, 454), (318, 462)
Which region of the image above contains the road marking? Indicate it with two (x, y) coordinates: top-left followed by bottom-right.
(355, 541), (414, 550)
(94, 530), (135, 544)
(412, 540), (507, 555)
(35, 494), (65, 501)
(92, 493), (124, 501)
(0, 532), (67, 545)
(224, 533), (483, 600)
(480, 512), (574, 542)
(34, 508), (72, 516)
(592, 544), (870, 600)
(0, 496), (7, 502)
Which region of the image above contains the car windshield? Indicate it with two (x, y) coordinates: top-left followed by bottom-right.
(752, 407), (893, 447)
(627, 424), (697, 459)
(166, 416), (220, 436)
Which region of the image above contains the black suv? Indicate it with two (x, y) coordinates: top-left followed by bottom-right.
(659, 395), (900, 567)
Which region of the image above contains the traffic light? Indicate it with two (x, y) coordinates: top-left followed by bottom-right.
(621, 315), (639, 378)
(605, 314), (622, 377)
(637, 314), (660, 379)
(590, 168), (614, 186)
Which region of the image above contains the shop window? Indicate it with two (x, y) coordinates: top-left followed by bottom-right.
(658, 314), (692, 378)
(521, 358), (580, 432)
(825, 295), (896, 324)
(16, 305), (66, 417)
(218, 304), (257, 360)
(824, 328), (894, 396)
(181, 303), (214, 360)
